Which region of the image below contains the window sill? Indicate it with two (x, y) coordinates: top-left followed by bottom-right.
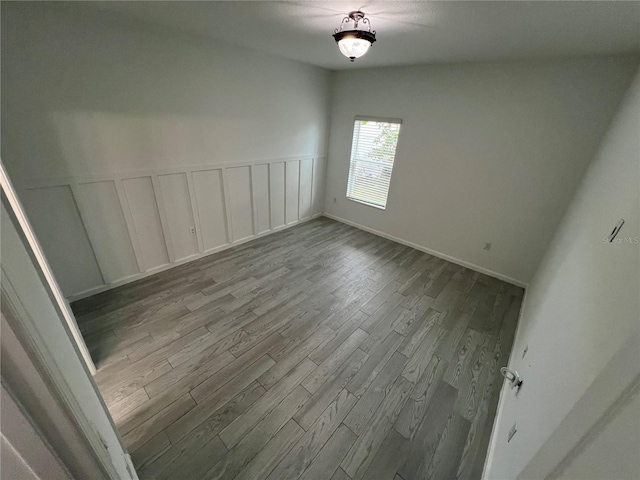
(346, 196), (386, 210)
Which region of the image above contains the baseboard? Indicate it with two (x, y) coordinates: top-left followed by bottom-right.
(322, 213), (528, 288)
(67, 213), (323, 302)
(70, 210), (527, 302)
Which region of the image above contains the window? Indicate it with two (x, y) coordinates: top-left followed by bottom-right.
(346, 116), (401, 209)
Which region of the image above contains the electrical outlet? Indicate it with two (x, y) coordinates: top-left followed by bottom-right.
(189, 227), (196, 236)
(484, 242), (492, 251)
(508, 423), (518, 443)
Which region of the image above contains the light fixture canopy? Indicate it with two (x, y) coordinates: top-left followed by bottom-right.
(333, 11), (376, 62)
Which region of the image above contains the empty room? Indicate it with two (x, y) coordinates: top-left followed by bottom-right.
(1, 1), (638, 479)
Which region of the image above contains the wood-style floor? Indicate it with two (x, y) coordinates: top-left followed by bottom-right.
(72, 217), (523, 480)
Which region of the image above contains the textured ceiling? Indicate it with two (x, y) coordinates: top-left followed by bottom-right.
(78, 1), (639, 70)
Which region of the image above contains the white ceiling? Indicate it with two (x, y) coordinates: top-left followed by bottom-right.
(81, 1), (639, 70)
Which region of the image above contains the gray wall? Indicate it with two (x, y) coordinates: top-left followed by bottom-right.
(486, 68), (640, 479)
(1, 3), (330, 298)
(324, 57), (638, 284)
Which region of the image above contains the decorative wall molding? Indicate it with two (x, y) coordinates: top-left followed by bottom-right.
(19, 155), (320, 190)
(19, 156), (326, 300)
(67, 213), (323, 302)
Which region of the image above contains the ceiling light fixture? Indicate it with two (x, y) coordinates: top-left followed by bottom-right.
(333, 11), (376, 62)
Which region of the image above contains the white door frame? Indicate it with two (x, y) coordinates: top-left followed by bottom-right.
(0, 160), (96, 374)
(2, 158), (136, 478)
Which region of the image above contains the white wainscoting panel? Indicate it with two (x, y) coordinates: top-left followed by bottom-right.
(122, 177), (170, 271)
(157, 173), (199, 262)
(252, 164), (270, 235)
(269, 162), (286, 229)
(312, 157), (326, 215)
(226, 166), (254, 241)
(18, 155), (326, 300)
(192, 169), (229, 252)
(286, 160), (300, 225)
(75, 181), (139, 283)
(20, 185), (104, 296)
(299, 159), (313, 221)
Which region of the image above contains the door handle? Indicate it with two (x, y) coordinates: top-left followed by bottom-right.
(501, 367), (523, 391)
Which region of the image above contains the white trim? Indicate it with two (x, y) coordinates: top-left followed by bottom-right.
(150, 174), (176, 263)
(250, 164), (259, 236)
(482, 286), (530, 478)
(18, 155), (326, 300)
(0, 161), (97, 374)
(1, 279), (129, 479)
(186, 170), (205, 254)
(322, 212), (528, 288)
(354, 115), (403, 125)
(114, 178), (145, 273)
(68, 181), (108, 285)
(66, 213), (323, 302)
(266, 163), (273, 230)
(221, 167), (235, 243)
(18, 155), (324, 190)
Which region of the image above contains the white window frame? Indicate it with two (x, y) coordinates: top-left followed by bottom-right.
(346, 116), (402, 210)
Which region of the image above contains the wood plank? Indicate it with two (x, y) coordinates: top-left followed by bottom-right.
(294, 349), (368, 431)
(257, 329), (331, 390)
(130, 432), (171, 472)
(391, 295), (434, 336)
(267, 388), (358, 480)
(100, 359), (173, 406)
(165, 355), (274, 443)
(344, 352), (407, 435)
(123, 393), (195, 452)
(360, 429), (409, 480)
(233, 419), (305, 480)
(330, 468), (351, 480)
(394, 355), (448, 439)
(139, 381), (265, 477)
(347, 331), (404, 399)
(435, 312), (471, 361)
(432, 269), (478, 317)
(107, 387), (149, 425)
(443, 328), (481, 388)
(397, 381), (457, 480)
(204, 386), (309, 480)
(219, 358), (316, 448)
(169, 328), (244, 367)
(309, 311), (369, 364)
(397, 309), (440, 358)
(299, 425), (358, 480)
(117, 388), (186, 436)
(341, 376), (413, 479)
(359, 293), (404, 333)
(302, 329), (369, 394)
(157, 435), (228, 480)
(420, 412), (471, 480)
(190, 333), (282, 403)
(360, 281), (401, 316)
(127, 326), (210, 365)
(144, 349), (235, 399)
(401, 324), (448, 383)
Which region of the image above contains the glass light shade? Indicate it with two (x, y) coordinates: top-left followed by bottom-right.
(333, 27), (376, 62)
(337, 36), (372, 61)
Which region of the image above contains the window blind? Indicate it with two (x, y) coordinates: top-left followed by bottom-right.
(346, 117), (402, 209)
